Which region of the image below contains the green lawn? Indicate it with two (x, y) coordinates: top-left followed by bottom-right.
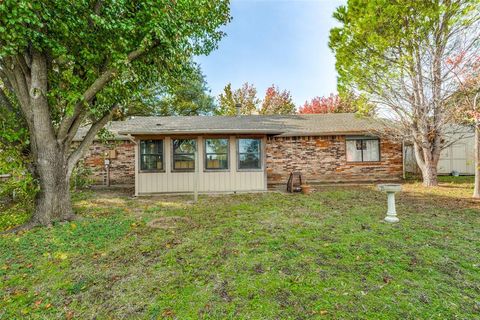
(1, 178), (479, 319)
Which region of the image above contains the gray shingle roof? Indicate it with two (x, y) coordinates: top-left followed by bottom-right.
(74, 114), (385, 141)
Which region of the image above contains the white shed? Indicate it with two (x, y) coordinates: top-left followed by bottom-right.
(405, 128), (475, 175)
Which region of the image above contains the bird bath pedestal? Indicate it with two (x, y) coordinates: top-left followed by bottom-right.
(377, 184), (402, 223)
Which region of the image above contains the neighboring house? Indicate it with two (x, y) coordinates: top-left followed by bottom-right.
(404, 127), (475, 176)
(74, 114), (403, 195)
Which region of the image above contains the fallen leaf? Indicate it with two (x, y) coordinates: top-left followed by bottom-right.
(66, 311), (74, 320)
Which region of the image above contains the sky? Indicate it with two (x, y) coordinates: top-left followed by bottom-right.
(195, 0), (346, 108)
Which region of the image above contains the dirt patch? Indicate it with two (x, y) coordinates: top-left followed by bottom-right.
(146, 216), (191, 229)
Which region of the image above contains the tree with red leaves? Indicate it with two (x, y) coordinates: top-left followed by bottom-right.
(259, 85), (296, 115)
(299, 93), (374, 115)
(299, 94), (340, 114)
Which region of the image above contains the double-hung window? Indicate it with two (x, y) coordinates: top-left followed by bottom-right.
(346, 137), (380, 162)
(140, 140), (164, 171)
(205, 138), (229, 170)
(237, 138), (262, 170)
(172, 139), (196, 171)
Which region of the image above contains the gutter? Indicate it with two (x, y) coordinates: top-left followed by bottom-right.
(126, 134), (137, 145)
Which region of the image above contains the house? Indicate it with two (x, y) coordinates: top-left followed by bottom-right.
(404, 127), (475, 176)
(74, 114), (404, 195)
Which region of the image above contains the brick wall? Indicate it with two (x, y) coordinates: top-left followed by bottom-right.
(265, 136), (403, 185)
(78, 140), (135, 185)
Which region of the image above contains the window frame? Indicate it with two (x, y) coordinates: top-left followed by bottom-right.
(236, 138), (263, 171)
(345, 136), (381, 163)
(171, 138), (197, 172)
(204, 138), (230, 171)
(139, 139), (165, 172)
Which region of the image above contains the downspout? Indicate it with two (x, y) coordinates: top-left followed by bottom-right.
(126, 134), (139, 197)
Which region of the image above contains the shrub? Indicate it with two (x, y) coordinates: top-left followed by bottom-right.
(0, 145), (37, 230)
(71, 161), (94, 190)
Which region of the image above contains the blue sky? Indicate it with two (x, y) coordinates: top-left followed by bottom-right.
(196, 0), (345, 108)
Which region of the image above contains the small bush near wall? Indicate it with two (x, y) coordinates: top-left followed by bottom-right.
(71, 161), (94, 190)
(0, 147), (37, 231)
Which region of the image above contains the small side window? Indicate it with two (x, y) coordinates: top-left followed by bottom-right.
(346, 137), (380, 162)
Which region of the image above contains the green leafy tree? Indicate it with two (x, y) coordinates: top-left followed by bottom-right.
(259, 85), (296, 115)
(121, 65), (217, 118)
(330, 0), (480, 187)
(217, 82), (260, 115)
(0, 0), (230, 228)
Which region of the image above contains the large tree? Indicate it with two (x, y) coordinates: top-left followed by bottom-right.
(259, 84), (296, 115)
(0, 0), (230, 228)
(330, 0), (480, 186)
(217, 82), (260, 115)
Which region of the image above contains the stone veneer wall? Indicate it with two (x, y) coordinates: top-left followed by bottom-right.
(265, 135), (403, 185)
(78, 140), (135, 185)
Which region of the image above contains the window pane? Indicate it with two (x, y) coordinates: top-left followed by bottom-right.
(239, 153), (261, 169)
(346, 140), (362, 161)
(238, 139), (260, 154)
(206, 154), (228, 169)
(141, 140), (162, 154)
(238, 138), (261, 169)
(173, 154), (195, 170)
(141, 155), (163, 170)
(140, 140), (163, 170)
(363, 139), (380, 161)
(205, 138), (229, 170)
(173, 139), (196, 154)
(205, 139), (228, 154)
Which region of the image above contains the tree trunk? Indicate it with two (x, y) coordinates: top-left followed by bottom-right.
(421, 158), (439, 187)
(473, 121), (480, 199)
(13, 51), (75, 227)
(2, 50), (116, 231)
(30, 147), (75, 226)
(413, 141), (439, 187)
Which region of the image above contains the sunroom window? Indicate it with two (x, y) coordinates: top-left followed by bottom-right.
(346, 137), (380, 162)
(140, 140), (164, 171)
(172, 139), (196, 171)
(205, 138), (229, 170)
(238, 138), (262, 170)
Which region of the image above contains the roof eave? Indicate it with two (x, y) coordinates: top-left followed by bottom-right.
(118, 129), (286, 136)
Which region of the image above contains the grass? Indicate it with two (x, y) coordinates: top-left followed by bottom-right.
(1, 177), (479, 319)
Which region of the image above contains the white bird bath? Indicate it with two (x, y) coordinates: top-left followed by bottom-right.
(377, 184), (402, 223)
